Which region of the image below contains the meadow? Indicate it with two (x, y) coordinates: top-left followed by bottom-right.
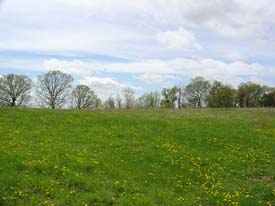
(0, 108), (274, 206)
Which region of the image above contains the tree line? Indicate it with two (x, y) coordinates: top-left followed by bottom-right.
(1, 71), (275, 109)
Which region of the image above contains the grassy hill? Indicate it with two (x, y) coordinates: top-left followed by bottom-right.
(0, 108), (274, 206)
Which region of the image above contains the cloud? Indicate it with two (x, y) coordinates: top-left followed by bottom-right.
(1, 54), (275, 96)
(52, 0), (275, 40)
(1, 0), (275, 60)
(80, 76), (129, 99)
(39, 57), (275, 87)
(43, 59), (97, 77)
(137, 73), (171, 84)
(156, 28), (202, 50)
(1, 0), (275, 92)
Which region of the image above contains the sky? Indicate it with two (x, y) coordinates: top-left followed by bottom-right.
(1, 0), (275, 98)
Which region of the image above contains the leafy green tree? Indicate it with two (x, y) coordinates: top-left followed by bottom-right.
(0, 74), (32, 107)
(237, 82), (265, 107)
(262, 89), (275, 107)
(161, 87), (178, 108)
(185, 77), (211, 107)
(208, 81), (236, 108)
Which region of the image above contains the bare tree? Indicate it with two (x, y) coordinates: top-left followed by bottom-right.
(138, 92), (161, 108)
(105, 96), (116, 109)
(72, 85), (99, 110)
(94, 98), (102, 109)
(36, 71), (73, 109)
(116, 94), (122, 109)
(123, 87), (135, 109)
(177, 86), (185, 109)
(0, 74), (32, 107)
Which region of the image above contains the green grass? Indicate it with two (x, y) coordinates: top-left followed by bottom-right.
(0, 108), (274, 206)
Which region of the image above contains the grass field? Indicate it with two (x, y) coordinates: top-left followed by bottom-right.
(0, 108), (274, 206)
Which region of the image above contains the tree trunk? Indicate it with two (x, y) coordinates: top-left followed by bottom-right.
(178, 89), (182, 109)
(198, 98), (201, 108)
(11, 98), (16, 107)
(51, 103), (55, 109)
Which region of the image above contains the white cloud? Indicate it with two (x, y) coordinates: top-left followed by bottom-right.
(80, 76), (129, 99)
(43, 59), (97, 77)
(52, 0), (275, 40)
(1, 55), (275, 94)
(1, 0), (275, 91)
(137, 73), (168, 84)
(0, 58), (42, 72)
(39, 58), (275, 87)
(156, 28), (202, 50)
(1, 0), (275, 60)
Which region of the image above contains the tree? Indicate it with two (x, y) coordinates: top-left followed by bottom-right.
(123, 88), (135, 109)
(72, 85), (99, 110)
(161, 87), (178, 108)
(0, 74), (32, 107)
(36, 71), (73, 109)
(105, 96), (116, 109)
(138, 92), (161, 108)
(94, 98), (102, 109)
(207, 81), (236, 108)
(116, 94), (122, 109)
(237, 82), (265, 107)
(261, 89), (275, 107)
(176, 86), (186, 109)
(185, 77), (211, 107)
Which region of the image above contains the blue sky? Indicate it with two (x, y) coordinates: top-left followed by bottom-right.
(1, 0), (275, 98)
